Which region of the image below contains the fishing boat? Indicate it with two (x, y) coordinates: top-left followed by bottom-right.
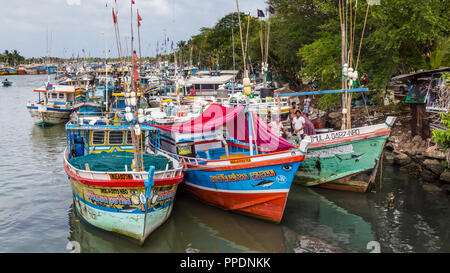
(150, 104), (310, 222)
(26, 84), (75, 126)
(296, 116), (396, 192)
(64, 118), (184, 244)
(2, 79), (12, 87)
(145, 96), (210, 126)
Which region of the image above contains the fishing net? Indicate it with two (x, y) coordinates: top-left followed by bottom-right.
(68, 151), (173, 172)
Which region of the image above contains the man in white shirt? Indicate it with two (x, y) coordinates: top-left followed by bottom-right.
(268, 114), (290, 139)
(292, 110), (306, 138)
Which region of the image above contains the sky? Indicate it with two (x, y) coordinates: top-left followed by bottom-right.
(0, 0), (267, 58)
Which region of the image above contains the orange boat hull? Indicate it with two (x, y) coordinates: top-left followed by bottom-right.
(183, 182), (289, 223)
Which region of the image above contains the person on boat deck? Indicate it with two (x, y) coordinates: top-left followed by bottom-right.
(289, 101), (298, 133)
(268, 114), (291, 139)
(292, 110), (306, 139)
(303, 95), (311, 114)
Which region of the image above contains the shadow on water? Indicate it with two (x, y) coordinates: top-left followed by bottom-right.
(296, 166), (450, 253)
(283, 185), (375, 253)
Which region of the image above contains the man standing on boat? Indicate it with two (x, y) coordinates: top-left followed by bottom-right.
(268, 113), (291, 140)
(289, 101), (298, 133)
(292, 110), (306, 139)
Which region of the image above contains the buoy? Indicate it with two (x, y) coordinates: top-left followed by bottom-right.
(134, 124), (141, 136)
(130, 97), (137, 106)
(244, 86), (252, 96)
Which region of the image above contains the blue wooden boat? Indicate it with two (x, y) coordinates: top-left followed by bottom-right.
(150, 103), (311, 222)
(2, 79), (12, 87)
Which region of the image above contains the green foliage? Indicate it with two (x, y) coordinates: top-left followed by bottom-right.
(0, 50), (25, 66)
(433, 112), (450, 149)
(316, 93), (342, 111)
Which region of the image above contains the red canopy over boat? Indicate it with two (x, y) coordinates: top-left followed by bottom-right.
(152, 104), (294, 152)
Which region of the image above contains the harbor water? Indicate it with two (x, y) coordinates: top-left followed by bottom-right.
(0, 75), (449, 253)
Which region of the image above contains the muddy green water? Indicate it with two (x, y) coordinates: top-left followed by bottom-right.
(0, 75), (449, 253)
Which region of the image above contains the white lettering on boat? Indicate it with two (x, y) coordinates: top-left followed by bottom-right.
(309, 129), (361, 143)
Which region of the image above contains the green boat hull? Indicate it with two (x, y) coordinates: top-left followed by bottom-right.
(36, 121), (55, 127)
(295, 135), (389, 188)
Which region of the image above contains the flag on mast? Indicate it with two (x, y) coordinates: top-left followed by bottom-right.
(257, 9), (265, 17)
(112, 8), (117, 24)
(137, 10), (142, 27)
(133, 50), (139, 83)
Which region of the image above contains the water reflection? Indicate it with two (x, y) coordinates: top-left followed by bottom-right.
(68, 190), (287, 253)
(283, 185), (375, 253)
(307, 166), (450, 253)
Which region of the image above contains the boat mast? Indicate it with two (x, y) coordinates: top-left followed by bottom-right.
(264, 7), (272, 88)
(231, 13), (236, 94)
(105, 4), (109, 113)
(236, 0), (257, 156)
(128, 0), (143, 172)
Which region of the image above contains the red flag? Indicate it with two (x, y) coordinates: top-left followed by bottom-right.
(133, 51), (139, 83)
(131, 0), (135, 4)
(137, 10), (142, 27)
(112, 8), (117, 24)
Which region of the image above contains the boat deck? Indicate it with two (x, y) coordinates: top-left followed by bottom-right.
(68, 151), (173, 172)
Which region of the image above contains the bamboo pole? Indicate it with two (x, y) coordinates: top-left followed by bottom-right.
(356, 3), (370, 71)
(235, 0), (247, 77)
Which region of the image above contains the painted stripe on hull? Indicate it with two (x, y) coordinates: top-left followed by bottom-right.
(63, 159), (184, 188)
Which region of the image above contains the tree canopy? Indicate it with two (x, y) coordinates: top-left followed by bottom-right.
(168, 0), (449, 108)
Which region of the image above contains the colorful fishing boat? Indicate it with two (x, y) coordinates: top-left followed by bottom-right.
(150, 104), (310, 222)
(295, 114), (396, 192)
(64, 119), (184, 245)
(26, 84), (75, 126)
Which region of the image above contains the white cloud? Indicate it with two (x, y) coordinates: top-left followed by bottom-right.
(67, 0), (81, 6)
(0, 0), (267, 58)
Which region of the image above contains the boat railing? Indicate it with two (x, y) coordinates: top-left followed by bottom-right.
(149, 144), (208, 166)
(63, 148), (184, 179)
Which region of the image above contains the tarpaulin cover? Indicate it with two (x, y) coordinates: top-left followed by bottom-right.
(153, 104), (294, 152)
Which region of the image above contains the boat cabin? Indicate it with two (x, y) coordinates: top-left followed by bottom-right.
(32, 85), (76, 107)
(185, 70), (237, 96)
